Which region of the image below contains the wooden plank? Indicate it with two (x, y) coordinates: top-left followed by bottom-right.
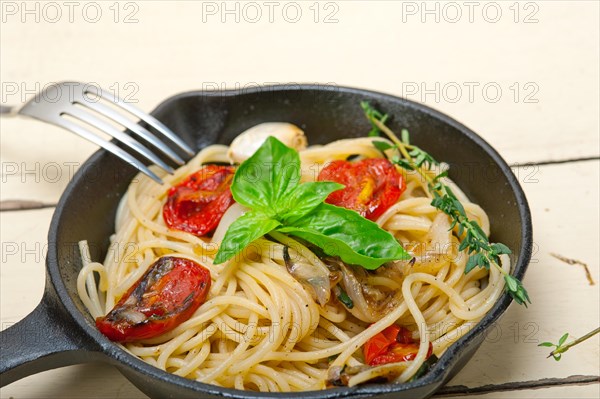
(437, 375), (599, 397)
(442, 160), (600, 387)
(1, 2), (599, 201)
(0, 364), (146, 399)
(1, 366), (597, 399)
(1, 160), (598, 397)
(1, 4), (598, 396)
(0, 208), (50, 324)
(0, 118), (98, 205)
(436, 382), (600, 399)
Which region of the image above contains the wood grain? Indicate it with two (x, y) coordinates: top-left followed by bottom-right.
(1, 2), (598, 397)
(436, 375), (600, 397)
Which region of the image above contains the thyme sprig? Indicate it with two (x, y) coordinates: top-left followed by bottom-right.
(539, 327), (600, 361)
(362, 102), (389, 137)
(362, 101), (531, 307)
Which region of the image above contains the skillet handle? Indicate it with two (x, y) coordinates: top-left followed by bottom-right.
(0, 292), (102, 386)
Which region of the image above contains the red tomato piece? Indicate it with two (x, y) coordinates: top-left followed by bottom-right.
(96, 256), (211, 343)
(369, 342), (433, 366)
(363, 330), (394, 365)
(382, 324), (402, 343)
(364, 325), (432, 366)
(163, 165), (236, 236)
(317, 158), (405, 221)
(396, 325), (414, 345)
(363, 325), (401, 365)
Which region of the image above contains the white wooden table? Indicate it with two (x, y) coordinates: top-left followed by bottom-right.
(1, 1), (598, 398)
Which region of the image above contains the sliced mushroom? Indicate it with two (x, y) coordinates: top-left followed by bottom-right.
(283, 246), (331, 306)
(321, 257), (399, 323)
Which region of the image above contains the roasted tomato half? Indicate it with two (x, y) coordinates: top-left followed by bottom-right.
(96, 256), (211, 343)
(364, 325), (432, 366)
(163, 165), (236, 236)
(317, 158), (405, 221)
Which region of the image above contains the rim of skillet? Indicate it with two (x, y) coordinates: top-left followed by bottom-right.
(47, 84), (533, 399)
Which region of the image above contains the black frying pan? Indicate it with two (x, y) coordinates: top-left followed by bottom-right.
(0, 85), (532, 398)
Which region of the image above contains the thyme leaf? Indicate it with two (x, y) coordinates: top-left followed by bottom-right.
(362, 102), (530, 307)
(539, 328), (600, 361)
(361, 101), (389, 137)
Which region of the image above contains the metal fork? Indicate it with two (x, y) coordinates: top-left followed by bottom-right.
(4, 81), (195, 184)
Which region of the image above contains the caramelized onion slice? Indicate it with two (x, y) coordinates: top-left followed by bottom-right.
(283, 245), (331, 306)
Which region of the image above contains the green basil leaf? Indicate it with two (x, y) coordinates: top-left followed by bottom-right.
(278, 204), (410, 269)
(277, 182), (344, 224)
(408, 354), (438, 382)
(231, 136), (300, 213)
(214, 211), (281, 264)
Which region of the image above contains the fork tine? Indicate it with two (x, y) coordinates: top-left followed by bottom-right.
(94, 87), (195, 157)
(64, 107), (175, 175)
(54, 117), (164, 184)
(79, 99), (186, 165)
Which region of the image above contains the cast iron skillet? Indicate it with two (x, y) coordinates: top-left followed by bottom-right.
(0, 85), (532, 398)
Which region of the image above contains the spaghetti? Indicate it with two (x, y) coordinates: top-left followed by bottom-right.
(77, 127), (508, 392)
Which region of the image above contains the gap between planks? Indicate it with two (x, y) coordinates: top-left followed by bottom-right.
(509, 156), (600, 167)
(1, 159), (598, 395)
(0, 199), (56, 212)
(434, 374), (599, 397)
(2, 157), (598, 212)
